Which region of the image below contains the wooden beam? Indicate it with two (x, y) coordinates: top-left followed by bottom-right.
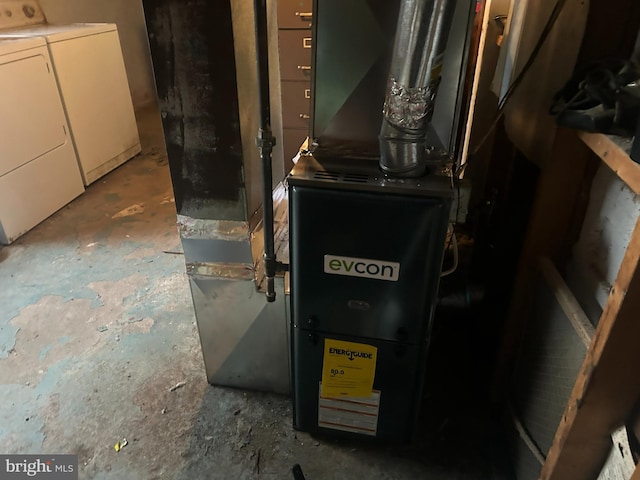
(578, 131), (640, 196)
(537, 257), (594, 348)
(460, 0), (493, 169)
(540, 212), (640, 480)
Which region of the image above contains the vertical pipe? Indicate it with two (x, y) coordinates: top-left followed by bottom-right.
(379, 0), (457, 177)
(254, 0), (277, 301)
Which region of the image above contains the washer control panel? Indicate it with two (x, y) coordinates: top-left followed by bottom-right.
(0, 0), (45, 30)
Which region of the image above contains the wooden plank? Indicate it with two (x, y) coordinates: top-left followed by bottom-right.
(459, 0), (493, 170)
(540, 213), (640, 480)
(578, 131), (640, 196)
(631, 462), (640, 480)
(537, 256), (595, 348)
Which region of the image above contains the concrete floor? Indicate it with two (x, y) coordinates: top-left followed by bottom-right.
(0, 106), (513, 479)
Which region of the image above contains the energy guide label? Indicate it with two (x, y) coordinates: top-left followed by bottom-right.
(318, 383), (380, 436)
(321, 338), (377, 398)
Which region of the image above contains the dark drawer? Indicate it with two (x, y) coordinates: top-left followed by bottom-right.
(277, 0), (312, 28)
(278, 30), (312, 81)
(281, 80), (311, 129)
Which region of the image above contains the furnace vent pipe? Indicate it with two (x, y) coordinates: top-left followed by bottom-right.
(379, 0), (457, 177)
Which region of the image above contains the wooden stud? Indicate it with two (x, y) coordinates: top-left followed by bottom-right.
(540, 212), (640, 480)
(578, 132), (640, 196)
(537, 256), (594, 348)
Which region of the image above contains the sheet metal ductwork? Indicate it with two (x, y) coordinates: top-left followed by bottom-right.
(379, 0), (457, 177)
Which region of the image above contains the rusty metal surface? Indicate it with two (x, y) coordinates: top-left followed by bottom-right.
(143, 0), (246, 220)
(187, 262), (255, 280)
(177, 215), (249, 241)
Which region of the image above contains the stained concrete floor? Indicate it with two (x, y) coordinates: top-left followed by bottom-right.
(0, 106), (513, 479)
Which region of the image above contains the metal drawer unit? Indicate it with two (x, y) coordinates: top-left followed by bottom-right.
(277, 0), (312, 171)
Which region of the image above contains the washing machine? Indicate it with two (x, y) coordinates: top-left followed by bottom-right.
(0, 36), (84, 244)
(0, 8), (141, 185)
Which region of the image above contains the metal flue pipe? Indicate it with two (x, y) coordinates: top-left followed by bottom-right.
(379, 0), (457, 177)
(253, 0), (277, 302)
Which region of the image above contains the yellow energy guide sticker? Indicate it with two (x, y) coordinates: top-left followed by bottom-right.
(321, 338), (377, 398)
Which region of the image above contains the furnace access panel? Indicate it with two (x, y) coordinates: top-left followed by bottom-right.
(288, 155), (452, 441)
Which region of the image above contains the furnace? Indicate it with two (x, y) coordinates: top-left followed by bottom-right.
(284, 0), (475, 442)
(288, 155), (452, 441)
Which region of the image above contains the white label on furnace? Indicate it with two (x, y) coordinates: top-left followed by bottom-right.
(324, 255), (399, 282)
(318, 383), (380, 436)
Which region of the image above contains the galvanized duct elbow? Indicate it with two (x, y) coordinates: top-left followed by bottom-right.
(379, 0), (457, 177)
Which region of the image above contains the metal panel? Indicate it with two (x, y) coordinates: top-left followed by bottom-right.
(288, 156), (452, 344)
(0, 40), (84, 245)
(0, 137), (83, 245)
(512, 269), (589, 455)
(310, 0), (474, 159)
(230, 0), (286, 217)
(190, 275), (290, 394)
(0, 48), (67, 175)
(291, 328), (426, 442)
(290, 184), (449, 343)
(45, 29), (140, 185)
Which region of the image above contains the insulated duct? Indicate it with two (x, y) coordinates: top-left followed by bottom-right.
(379, 0), (457, 177)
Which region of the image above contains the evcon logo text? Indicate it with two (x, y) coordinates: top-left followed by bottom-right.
(324, 255), (400, 282)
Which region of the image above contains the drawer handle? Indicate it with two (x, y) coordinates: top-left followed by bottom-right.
(299, 114), (310, 119)
(296, 12), (313, 19)
(304, 89), (311, 99)
(303, 37), (312, 48)
(297, 65), (311, 71)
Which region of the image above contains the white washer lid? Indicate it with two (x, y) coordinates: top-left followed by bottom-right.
(0, 36), (46, 56)
(0, 23), (117, 42)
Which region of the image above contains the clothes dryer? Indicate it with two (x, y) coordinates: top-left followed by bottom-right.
(0, 20), (141, 185)
(0, 37), (84, 244)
